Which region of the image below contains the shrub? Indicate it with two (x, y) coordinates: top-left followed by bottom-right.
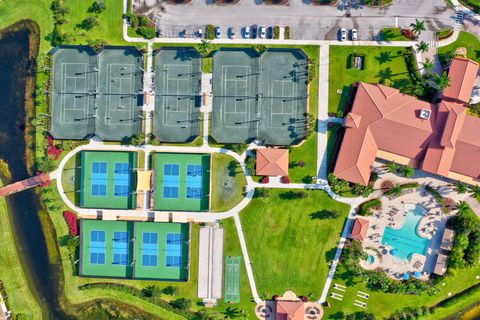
(401, 28), (416, 40)
(78, 16), (99, 30)
(205, 24), (215, 40)
(260, 176), (270, 184)
(358, 198), (382, 216)
(227, 143), (247, 154)
(86, 38), (108, 52)
(245, 155), (256, 175)
(170, 298), (191, 310)
(88, 0), (106, 13)
(162, 285), (179, 295)
(126, 13), (139, 28)
(63, 211), (79, 236)
(281, 176), (290, 184)
(138, 15), (150, 27)
(352, 184), (374, 197)
(254, 188), (270, 198)
(136, 26), (156, 39)
(253, 44), (267, 54)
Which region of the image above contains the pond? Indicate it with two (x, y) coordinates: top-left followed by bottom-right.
(0, 23), (67, 319)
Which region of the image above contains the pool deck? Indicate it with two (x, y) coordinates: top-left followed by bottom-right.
(359, 188), (452, 280)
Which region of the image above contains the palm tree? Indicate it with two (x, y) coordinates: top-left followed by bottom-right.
(385, 161), (398, 174)
(416, 41), (430, 53)
(402, 165), (414, 178)
(453, 181), (468, 194)
(410, 19), (426, 35)
(456, 200), (470, 214)
(390, 184), (403, 196)
(433, 72), (451, 91)
(470, 185), (480, 199)
(421, 58), (435, 74)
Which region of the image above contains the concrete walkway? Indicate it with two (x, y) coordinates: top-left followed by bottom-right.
(317, 45), (329, 180)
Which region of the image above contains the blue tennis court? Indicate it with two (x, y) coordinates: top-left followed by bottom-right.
(113, 231), (129, 265)
(186, 164), (202, 199)
(163, 164), (179, 199)
(142, 232), (158, 267)
(90, 230), (106, 264)
(114, 162), (130, 197)
(91, 162), (107, 196)
(166, 233), (182, 268)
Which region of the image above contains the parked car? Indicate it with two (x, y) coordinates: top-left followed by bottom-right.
(156, 29), (162, 38)
(229, 27), (236, 39)
(197, 28), (203, 38)
(340, 28), (347, 41)
(215, 26), (221, 39)
(259, 25), (266, 39)
(267, 26), (273, 39)
(251, 25), (257, 39)
(351, 28), (358, 41)
(244, 26), (251, 38)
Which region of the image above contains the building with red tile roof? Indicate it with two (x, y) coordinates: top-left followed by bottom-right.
(350, 217), (370, 242)
(276, 301), (305, 320)
(334, 57), (480, 186)
(256, 148), (289, 176)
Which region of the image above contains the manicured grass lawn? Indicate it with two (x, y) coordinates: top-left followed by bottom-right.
(201, 57), (213, 73)
(438, 31), (480, 65)
(0, 179), (42, 319)
(61, 153), (81, 206)
(211, 153), (247, 212)
(323, 259), (480, 319)
(437, 28), (453, 40)
(240, 189), (350, 298)
(460, 0), (480, 13)
(381, 28), (410, 41)
(328, 46), (413, 113)
(289, 135), (317, 183)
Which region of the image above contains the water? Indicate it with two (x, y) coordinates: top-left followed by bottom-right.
(366, 255), (375, 264)
(381, 204), (431, 260)
(0, 24), (67, 319)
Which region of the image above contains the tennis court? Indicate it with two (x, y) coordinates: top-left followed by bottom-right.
(80, 220), (190, 280)
(79, 220), (134, 278)
(80, 151), (137, 209)
(224, 256), (241, 303)
(212, 48), (308, 145)
(153, 153), (210, 211)
(134, 222), (189, 280)
(51, 46), (143, 141)
(154, 48), (201, 142)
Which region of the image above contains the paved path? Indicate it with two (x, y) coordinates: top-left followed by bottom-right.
(317, 45), (330, 180)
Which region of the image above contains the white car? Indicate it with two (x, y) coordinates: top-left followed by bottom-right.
(259, 25), (266, 39)
(244, 26), (251, 38)
(215, 26), (221, 39)
(351, 28), (358, 41)
(197, 28), (203, 38)
(229, 27), (235, 39)
(340, 28), (347, 41)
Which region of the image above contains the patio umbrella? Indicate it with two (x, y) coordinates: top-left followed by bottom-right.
(414, 271), (422, 279)
(403, 273), (411, 280)
(390, 249), (396, 256)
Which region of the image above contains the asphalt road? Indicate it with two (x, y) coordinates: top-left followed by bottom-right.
(134, 0), (457, 41)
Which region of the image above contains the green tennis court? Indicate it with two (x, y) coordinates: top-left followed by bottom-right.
(154, 47), (201, 143)
(51, 46), (143, 141)
(80, 151), (137, 209)
(224, 256), (241, 303)
(211, 48), (308, 146)
(153, 153), (210, 211)
(80, 220), (190, 280)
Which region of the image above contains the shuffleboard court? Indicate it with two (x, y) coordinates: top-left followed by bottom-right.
(211, 48), (308, 145)
(224, 256), (241, 303)
(51, 46), (143, 141)
(154, 48), (201, 142)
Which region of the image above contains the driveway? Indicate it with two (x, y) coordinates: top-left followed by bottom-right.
(134, 0), (456, 40)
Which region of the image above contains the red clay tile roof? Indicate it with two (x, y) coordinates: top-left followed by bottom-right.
(256, 148), (289, 176)
(443, 57), (479, 103)
(350, 217), (369, 242)
(335, 57), (480, 185)
(334, 83), (436, 185)
(276, 301), (304, 320)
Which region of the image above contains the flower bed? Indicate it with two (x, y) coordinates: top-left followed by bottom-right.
(63, 211), (79, 236)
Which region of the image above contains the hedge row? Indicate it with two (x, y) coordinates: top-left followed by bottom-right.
(358, 198), (382, 216)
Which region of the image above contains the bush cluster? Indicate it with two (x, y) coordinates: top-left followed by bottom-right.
(358, 198), (382, 216)
(63, 211), (79, 236)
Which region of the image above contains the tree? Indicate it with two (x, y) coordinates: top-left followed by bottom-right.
(390, 184), (403, 197)
(433, 72), (451, 91)
(198, 39), (215, 56)
(453, 181), (468, 194)
(170, 298), (191, 310)
(88, 0), (106, 13)
(78, 16), (99, 30)
(385, 161), (398, 174)
(402, 165), (414, 178)
(470, 185), (480, 199)
(162, 285), (178, 295)
(421, 58), (435, 74)
(136, 26), (156, 39)
(410, 19), (426, 35)
(456, 200), (470, 214)
(416, 41), (430, 53)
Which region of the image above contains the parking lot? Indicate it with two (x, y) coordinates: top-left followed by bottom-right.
(134, 0), (456, 41)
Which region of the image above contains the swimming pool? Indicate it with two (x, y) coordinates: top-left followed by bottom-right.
(381, 204), (431, 260)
